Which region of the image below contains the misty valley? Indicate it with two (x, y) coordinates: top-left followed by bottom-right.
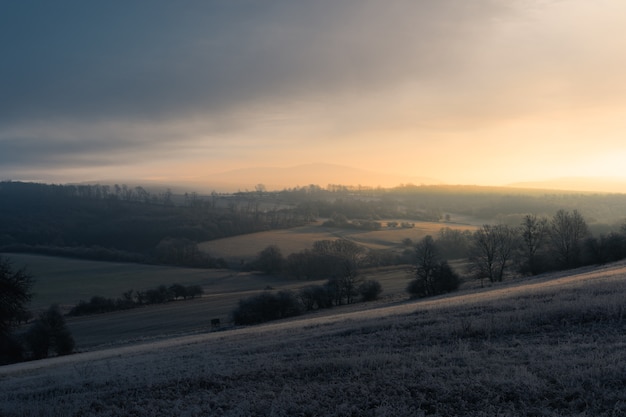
(2, 180), (626, 416)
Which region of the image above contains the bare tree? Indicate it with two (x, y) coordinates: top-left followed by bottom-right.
(0, 257), (33, 338)
(549, 209), (589, 268)
(519, 214), (549, 275)
(408, 236), (461, 297)
(413, 235), (439, 291)
(470, 224), (517, 285)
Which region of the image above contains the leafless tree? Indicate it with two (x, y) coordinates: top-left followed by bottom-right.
(470, 224), (517, 285)
(549, 209), (589, 268)
(519, 214), (549, 275)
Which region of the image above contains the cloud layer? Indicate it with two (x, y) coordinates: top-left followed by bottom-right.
(2, 0), (626, 186)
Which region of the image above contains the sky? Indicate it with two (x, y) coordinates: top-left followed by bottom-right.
(2, 0), (626, 190)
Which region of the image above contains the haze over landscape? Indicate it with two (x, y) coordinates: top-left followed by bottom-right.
(2, 1), (626, 191)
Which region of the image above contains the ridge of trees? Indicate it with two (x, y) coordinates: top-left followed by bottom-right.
(67, 283), (204, 317)
(3, 180), (626, 269)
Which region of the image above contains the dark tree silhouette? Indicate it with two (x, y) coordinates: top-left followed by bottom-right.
(469, 224), (517, 285)
(549, 209), (589, 268)
(519, 214), (549, 275)
(25, 305), (75, 359)
(256, 245), (284, 275)
(0, 256), (33, 337)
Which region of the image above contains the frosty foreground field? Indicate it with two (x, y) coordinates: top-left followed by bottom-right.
(2, 263), (626, 416)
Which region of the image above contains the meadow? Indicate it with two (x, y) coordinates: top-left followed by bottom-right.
(4, 220), (475, 349)
(3, 253), (414, 350)
(1, 261), (625, 416)
(198, 219), (477, 263)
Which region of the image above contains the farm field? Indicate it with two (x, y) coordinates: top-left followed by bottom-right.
(199, 219), (477, 262)
(2, 253), (264, 310)
(2, 261), (626, 416)
(2, 253), (416, 351)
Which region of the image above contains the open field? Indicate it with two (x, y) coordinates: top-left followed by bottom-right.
(2, 253), (416, 350)
(2, 262), (626, 416)
(2, 253), (284, 311)
(199, 220), (477, 262)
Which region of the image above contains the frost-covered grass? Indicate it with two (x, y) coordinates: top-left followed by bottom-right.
(2, 263), (626, 416)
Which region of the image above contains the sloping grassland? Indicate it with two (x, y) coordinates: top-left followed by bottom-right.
(1, 262), (625, 416)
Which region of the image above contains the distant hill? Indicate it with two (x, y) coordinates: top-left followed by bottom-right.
(508, 177), (626, 194)
(187, 163), (441, 192)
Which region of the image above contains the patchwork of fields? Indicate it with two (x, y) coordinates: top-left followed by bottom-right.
(199, 219), (477, 262)
(3, 220), (476, 350)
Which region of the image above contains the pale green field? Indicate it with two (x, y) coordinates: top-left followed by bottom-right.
(199, 220), (477, 262)
(2, 253), (234, 310)
(2, 252), (417, 350)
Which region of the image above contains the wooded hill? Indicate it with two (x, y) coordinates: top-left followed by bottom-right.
(1, 181), (625, 267)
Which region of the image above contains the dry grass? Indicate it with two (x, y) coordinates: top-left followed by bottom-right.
(2, 262), (626, 416)
(199, 220), (477, 262)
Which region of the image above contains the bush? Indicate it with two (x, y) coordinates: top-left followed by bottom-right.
(25, 305), (74, 359)
(358, 280), (383, 301)
(299, 285), (333, 311)
(255, 245), (284, 275)
(69, 296), (117, 316)
(232, 291), (303, 325)
(407, 261), (460, 298)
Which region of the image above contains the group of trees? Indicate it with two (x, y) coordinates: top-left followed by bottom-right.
(235, 239), (382, 325)
(467, 209), (626, 285)
(0, 181), (309, 268)
(5, 179), (626, 270)
(408, 208), (626, 295)
(407, 236), (461, 298)
(249, 239), (368, 281)
(1, 257), (74, 364)
(68, 283), (204, 316)
(232, 278), (383, 326)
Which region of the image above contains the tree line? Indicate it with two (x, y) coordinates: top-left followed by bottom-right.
(410, 209), (626, 293)
(244, 208), (625, 308)
(0, 181), (309, 267)
(3, 180), (626, 269)
(234, 239), (383, 325)
(68, 283), (204, 316)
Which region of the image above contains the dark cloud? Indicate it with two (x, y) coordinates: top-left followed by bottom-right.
(0, 134), (150, 168)
(0, 0), (506, 126)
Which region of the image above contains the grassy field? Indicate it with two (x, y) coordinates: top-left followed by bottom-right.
(2, 253), (246, 310)
(199, 220), (477, 262)
(2, 253), (415, 350)
(2, 262), (625, 416)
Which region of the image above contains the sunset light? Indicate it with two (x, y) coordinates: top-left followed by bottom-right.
(2, 0), (626, 192)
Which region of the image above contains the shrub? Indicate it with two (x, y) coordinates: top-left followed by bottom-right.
(25, 305), (74, 359)
(145, 285), (173, 304)
(299, 285), (333, 311)
(358, 280), (383, 301)
(232, 291), (303, 325)
(255, 245), (284, 275)
(185, 285), (204, 299)
(407, 261), (460, 298)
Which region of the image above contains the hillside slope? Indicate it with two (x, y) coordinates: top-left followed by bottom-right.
(2, 262), (626, 416)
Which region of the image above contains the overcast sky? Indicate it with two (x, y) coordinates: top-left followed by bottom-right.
(2, 0), (626, 189)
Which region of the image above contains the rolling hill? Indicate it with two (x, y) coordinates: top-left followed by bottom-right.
(2, 261), (625, 416)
